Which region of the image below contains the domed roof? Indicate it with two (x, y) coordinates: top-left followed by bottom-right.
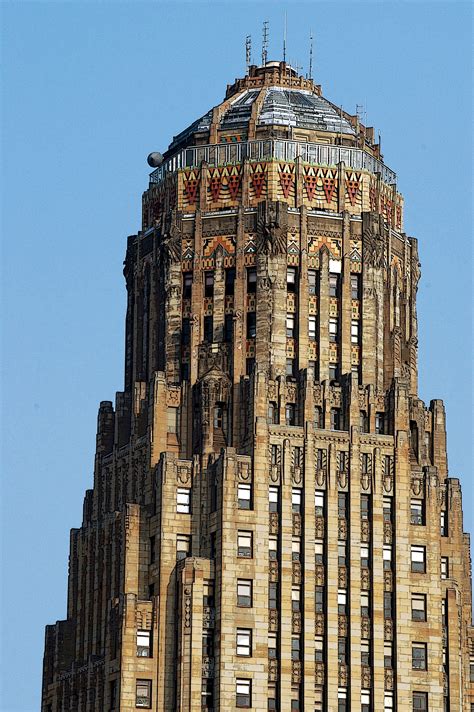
(166, 62), (356, 155)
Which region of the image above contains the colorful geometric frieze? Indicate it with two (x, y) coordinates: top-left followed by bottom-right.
(220, 134), (246, 143)
(203, 234), (236, 257)
(369, 178), (378, 212)
(309, 295), (318, 315)
(303, 166), (338, 205)
(308, 234), (342, 259)
(182, 239), (194, 261)
(329, 298), (339, 317)
(182, 170), (200, 206)
(345, 171), (362, 207)
(207, 165), (242, 203)
(244, 234), (257, 254)
(278, 163), (296, 199)
(349, 240), (362, 263)
(249, 163), (267, 200)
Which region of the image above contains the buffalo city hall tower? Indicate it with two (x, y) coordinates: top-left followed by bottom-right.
(42, 61), (474, 712)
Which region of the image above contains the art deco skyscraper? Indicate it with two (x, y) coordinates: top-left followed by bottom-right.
(42, 61), (474, 711)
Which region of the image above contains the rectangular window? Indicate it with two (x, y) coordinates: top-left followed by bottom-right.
(315, 586), (324, 613)
(375, 411), (385, 434)
(269, 486), (279, 512)
(351, 274), (360, 300)
(224, 313), (233, 342)
(286, 358), (296, 377)
(338, 492), (348, 519)
(167, 406), (179, 434)
(237, 531), (252, 558)
(412, 642), (427, 670)
(411, 499), (424, 525)
(268, 632), (277, 659)
(291, 636), (301, 660)
(181, 318), (191, 345)
(225, 267), (236, 295)
(329, 317), (339, 342)
(315, 635), (324, 661)
(137, 630), (151, 657)
(338, 589), (347, 615)
(383, 545), (392, 570)
(384, 642), (393, 668)
(136, 679), (152, 708)
(236, 628), (252, 657)
(361, 691), (371, 712)
(383, 497), (392, 523)
(287, 267), (297, 293)
(176, 487), (191, 514)
(338, 687), (347, 712)
(204, 315), (213, 342)
(315, 491), (324, 517)
(314, 406), (323, 428)
(236, 679), (251, 708)
(412, 692), (427, 711)
(411, 545), (426, 573)
(292, 488), (302, 513)
(361, 640), (370, 666)
(360, 410), (368, 433)
(351, 320), (359, 344)
(291, 587), (301, 612)
(360, 544), (369, 568)
(338, 637), (347, 664)
(269, 582), (278, 610)
(315, 540), (324, 564)
(384, 692), (394, 711)
(338, 542), (347, 567)
(247, 268), (256, 293)
(441, 556), (449, 579)
(361, 591), (370, 617)
(237, 579), (252, 608)
(269, 536), (277, 561)
(384, 592), (393, 619)
(331, 407), (341, 430)
(329, 363), (339, 382)
(246, 357), (255, 375)
(440, 511), (447, 536)
(204, 271), (214, 297)
(309, 315), (317, 340)
(286, 402), (296, 425)
(360, 494), (370, 520)
(203, 580), (214, 607)
(149, 535), (155, 564)
(268, 401), (278, 424)
(329, 273), (339, 297)
(412, 594), (427, 622)
(247, 311), (257, 338)
(183, 271), (192, 299)
(292, 538), (301, 561)
(237, 483), (252, 510)
(176, 534), (191, 560)
(307, 359), (316, 378)
(309, 269), (317, 295)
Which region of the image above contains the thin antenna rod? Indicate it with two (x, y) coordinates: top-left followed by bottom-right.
(262, 20), (269, 66)
(309, 30), (313, 79)
(283, 12), (287, 62)
(245, 35), (252, 73)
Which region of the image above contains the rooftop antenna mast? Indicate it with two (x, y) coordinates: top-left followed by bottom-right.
(309, 30), (314, 79)
(245, 35), (252, 73)
(262, 20), (269, 66)
(283, 12), (287, 62)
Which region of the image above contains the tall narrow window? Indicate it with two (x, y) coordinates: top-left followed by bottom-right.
(338, 589), (347, 615)
(236, 629), (252, 656)
(136, 680), (152, 708)
(441, 557), (449, 579)
(338, 687), (347, 712)
(204, 272), (214, 297)
(440, 511), (448, 536)
(315, 540), (324, 564)
(269, 486), (279, 513)
(383, 497), (392, 523)
(269, 536), (278, 561)
(286, 313), (295, 337)
(331, 407), (341, 430)
(360, 494), (370, 520)
(384, 642), (393, 668)
(176, 488), (191, 514)
(413, 692), (428, 711)
(384, 592), (393, 619)
(292, 488), (302, 513)
(351, 320), (359, 343)
(181, 318), (191, 345)
(176, 534), (191, 560)
(383, 545), (392, 570)
(375, 412), (385, 434)
(412, 643), (427, 670)
(204, 315), (213, 342)
(351, 274), (360, 299)
(287, 267), (297, 293)
(338, 637), (347, 664)
(237, 580), (252, 608)
(286, 403), (296, 425)
(224, 314), (233, 342)
(329, 317), (339, 342)
(291, 587), (301, 612)
(292, 538), (301, 561)
(309, 315), (317, 340)
(291, 636), (301, 660)
(412, 594), (427, 621)
(246, 268), (256, 293)
(268, 401), (278, 424)
(329, 273), (339, 297)
(237, 531), (253, 558)
(360, 410), (368, 433)
(237, 483), (252, 510)
(225, 267), (236, 295)
(268, 633), (277, 659)
(411, 545), (426, 573)
(246, 312), (256, 338)
(315, 586), (324, 612)
(137, 630), (151, 657)
(361, 640), (370, 666)
(315, 491), (324, 517)
(329, 363), (339, 382)
(309, 269), (317, 295)
(361, 592), (370, 617)
(236, 679), (251, 708)
(286, 358), (296, 378)
(338, 493), (348, 519)
(183, 272), (192, 298)
(361, 691), (371, 712)
(411, 499), (424, 525)
(315, 635), (324, 661)
(361, 544), (370, 568)
(268, 582), (278, 610)
(384, 692), (394, 711)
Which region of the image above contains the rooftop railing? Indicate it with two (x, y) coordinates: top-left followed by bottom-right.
(149, 139), (396, 186)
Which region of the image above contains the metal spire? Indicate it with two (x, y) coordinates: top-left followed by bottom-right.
(245, 35), (252, 73)
(283, 12), (287, 62)
(309, 30), (314, 79)
(262, 20), (269, 66)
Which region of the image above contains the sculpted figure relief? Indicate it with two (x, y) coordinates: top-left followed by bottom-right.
(256, 201), (288, 255)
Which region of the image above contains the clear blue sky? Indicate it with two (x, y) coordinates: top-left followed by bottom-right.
(1, 2), (472, 710)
